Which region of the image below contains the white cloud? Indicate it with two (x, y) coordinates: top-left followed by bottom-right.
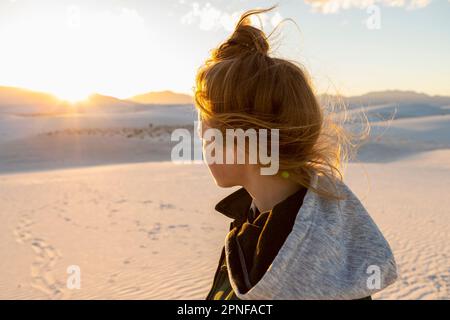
(180, 2), (283, 31)
(304, 0), (432, 14)
(180, 2), (238, 31)
(407, 0), (432, 9)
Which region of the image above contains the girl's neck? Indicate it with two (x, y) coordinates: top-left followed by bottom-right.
(243, 172), (302, 213)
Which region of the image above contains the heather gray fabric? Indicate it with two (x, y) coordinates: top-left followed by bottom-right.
(224, 174), (397, 300)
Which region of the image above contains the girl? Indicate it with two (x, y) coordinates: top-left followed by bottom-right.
(194, 7), (397, 300)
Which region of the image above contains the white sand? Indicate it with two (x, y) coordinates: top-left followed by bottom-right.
(0, 162), (232, 299)
(0, 106), (449, 300)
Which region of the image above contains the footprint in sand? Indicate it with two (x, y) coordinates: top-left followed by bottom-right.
(428, 274), (450, 295)
(13, 215), (33, 244)
(138, 223), (161, 240)
(167, 224), (189, 230)
(13, 212), (68, 299)
(159, 203), (175, 210)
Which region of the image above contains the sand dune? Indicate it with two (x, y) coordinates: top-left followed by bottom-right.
(0, 162), (232, 299)
(356, 114), (450, 163)
(0, 152), (449, 299)
(347, 151), (450, 299)
(0, 124), (194, 174)
(0, 106), (197, 174)
(0, 102), (449, 300)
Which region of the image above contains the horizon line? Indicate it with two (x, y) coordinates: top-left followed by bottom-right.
(0, 84), (449, 102)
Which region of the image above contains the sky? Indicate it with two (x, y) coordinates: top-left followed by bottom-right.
(0, 0), (449, 101)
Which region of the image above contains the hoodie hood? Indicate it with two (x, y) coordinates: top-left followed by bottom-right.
(224, 174), (397, 300)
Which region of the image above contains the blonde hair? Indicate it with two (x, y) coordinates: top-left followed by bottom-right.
(194, 7), (363, 200)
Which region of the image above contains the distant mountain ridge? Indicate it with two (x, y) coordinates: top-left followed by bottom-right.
(1, 86), (449, 117)
(317, 90), (450, 122)
(319, 90), (450, 108)
(0, 87), (196, 116)
(0, 86), (60, 107)
(128, 90), (193, 105)
(0, 87), (194, 110)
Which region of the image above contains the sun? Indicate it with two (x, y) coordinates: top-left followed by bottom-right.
(54, 89), (92, 104)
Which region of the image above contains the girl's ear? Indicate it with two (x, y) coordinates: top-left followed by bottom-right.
(197, 113), (209, 140)
(198, 117), (212, 141)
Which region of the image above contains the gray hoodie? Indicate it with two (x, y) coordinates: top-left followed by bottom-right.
(224, 174), (398, 299)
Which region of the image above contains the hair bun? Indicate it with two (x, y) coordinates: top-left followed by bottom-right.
(213, 9), (272, 60)
(228, 39), (257, 52)
(228, 23), (269, 54)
